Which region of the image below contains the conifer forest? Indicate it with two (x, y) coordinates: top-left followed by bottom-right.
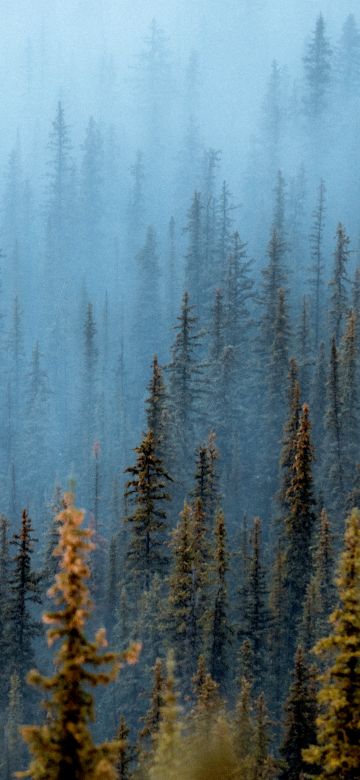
(0, 1), (360, 778)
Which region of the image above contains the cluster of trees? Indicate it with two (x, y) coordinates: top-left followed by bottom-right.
(0, 8), (358, 780)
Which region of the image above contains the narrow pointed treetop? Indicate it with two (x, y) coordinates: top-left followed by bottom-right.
(19, 494), (140, 780)
(304, 508), (360, 779)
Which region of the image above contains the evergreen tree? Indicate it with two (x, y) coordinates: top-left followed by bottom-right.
(80, 116), (103, 264)
(46, 101), (73, 253)
(268, 542), (288, 725)
(298, 296), (312, 401)
(309, 180), (326, 351)
(168, 292), (205, 485)
(243, 517), (268, 691)
(311, 341), (326, 455)
(166, 502), (194, 679)
(224, 230), (253, 351)
(340, 311), (359, 495)
(116, 717), (132, 780)
(8, 510), (42, 689)
(329, 223), (351, 343)
(138, 658), (164, 763)
(284, 404), (316, 653)
(19, 495), (128, 780)
(278, 358), (301, 517)
(280, 646), (317, 780)
(148, 652), (183, 780)
(125, 430), (171, 592)
(323, 337), (344, 516)
(209, 509), (231, 688)
(145, 355), (172, 472)
(303, 14), (332, 119)
(184, 191), (204, 316)
(260, 228), (287, 352)
(304, 508), (360, 779)
(135, 225), (162, 363)
(5, 671), (24, 779)
(338, 14), (360, 98)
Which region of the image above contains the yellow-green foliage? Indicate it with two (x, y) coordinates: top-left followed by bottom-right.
(18, 494), (139, 780)
(303, 508), (360, 779)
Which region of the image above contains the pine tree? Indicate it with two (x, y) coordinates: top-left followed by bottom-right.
(166, 503), (194, 679)
(303, 14), (332, 119)
(298, 296), (312, 401)
(309, 180), (326, 351)
(191, 655), (220, 731)
(125, 430), (171, 592)
(272, 170), (287, 243)
(184, 191), (204, 315)
(278, 358), (301, 517)
(209, 509), (231, 688)
(148, 652), (183, 780)
(340, 311), (359, 495)
(260, 228), (287, 352)
(216, 181), (236, 289)
(135, 225), (162, 362)
(338, 14), (360, 98)
(253, 692), (278, 780)
(5, 671), (24, 779)
(8, 510), (42, 689)
(311, 341), (326, 454)
(300, 506), (335, 651)
(329, 223), (351, 343)
(127, 150), (145, 250)
(116, 716), (132, 780)
(168, 292), (205, 485)
(269, 542), (288, 724)
(284, 405), (316, 653)
(138, 658), (164, 763)
(46, 101), (72, 254)
(304, 508), (360, 779)
(280, 646), (317, 779)
(243, 517), (268, 691)
(19, 495), (134, 780)
(145, 354), (172, 473)
(234, 676), (255, 771)
(193, 432), (220, 531)
(224, 230), (253, 351)
(323, 337), (344, 515)
(80, 116), (103, 263)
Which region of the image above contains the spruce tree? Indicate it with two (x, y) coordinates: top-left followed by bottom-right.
(338, 14), (360, 98)
(138, 658), (164, 764)
(260, 228), (287, 352)
(145, 354), (172, 472)
(209, 509), (231, 688)
(184, 191), (204, 315)
(116, 716), (132, 780)
(125, 430), (171, 592)
(309, 179), (326, 351)
(284, 404), (316, 654)
(8, 510), (42, 689)
(303, 14), (332, 119)
(19, 495), (129, 780)
(280, 646), (317, 780)
(243, 517), (268, 691)
(311, 341), (326, 454)
(340, 310), (359, 495)
(329, 223), (351, 343)
(278, 358), (301, 517)
(304, 508), (360, 779)
(323, 337), (344, 516)
(148, 652), (183, 780)
(168, 292), (205, 485)
(166, 503), (194, 679)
